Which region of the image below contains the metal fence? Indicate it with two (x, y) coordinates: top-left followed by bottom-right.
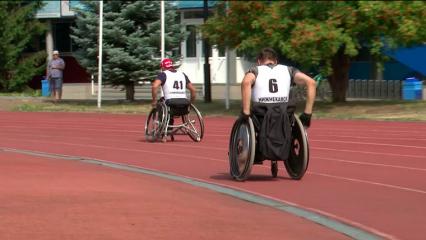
(347, 79), (401, 99)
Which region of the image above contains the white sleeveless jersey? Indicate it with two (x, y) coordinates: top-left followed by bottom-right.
(252, 64), (291, 103)
(162, 70), (187, 100)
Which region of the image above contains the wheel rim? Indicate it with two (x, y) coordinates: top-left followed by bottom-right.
(145, 110), (158, 140)
(235, 125), (250, 173)
(289, 126), (304, 173)
(186, 104), (204, 141)
(229, 118), (255, 181)
(145, 106), (167, 141)
(285, 115), (309, 179)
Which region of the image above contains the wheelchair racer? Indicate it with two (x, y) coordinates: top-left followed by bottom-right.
(241, 48), (316, 128)
(151, 58), (197, 110)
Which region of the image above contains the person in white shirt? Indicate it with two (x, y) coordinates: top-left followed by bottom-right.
(241, 48), (316, 127)
(151, 58), (197, 114)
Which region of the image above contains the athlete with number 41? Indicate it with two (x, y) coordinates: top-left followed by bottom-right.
(241, 48), (316, 127)
(151, 58), (197, 108)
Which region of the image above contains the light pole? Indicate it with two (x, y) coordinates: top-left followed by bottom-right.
(161, 0), (165, 60)
(203, 0), (211, 103)
(97, 0), (103, 108)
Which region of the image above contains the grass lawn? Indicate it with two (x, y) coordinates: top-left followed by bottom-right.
(1, 96), (426, 121)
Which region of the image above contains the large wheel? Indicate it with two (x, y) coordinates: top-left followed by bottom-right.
(284, 114), (309, 180)
(145, 105), (167, 142)
(228, 117), (256, 181)
(185, 104), (204, 142)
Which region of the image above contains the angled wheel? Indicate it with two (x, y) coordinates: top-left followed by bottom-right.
(185, 104), (204, 142)
(228, 117), (256, 181)
(284, 114), (309, 180)
(145, 105), (167, 142)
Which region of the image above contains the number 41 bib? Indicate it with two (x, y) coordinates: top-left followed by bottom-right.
(162, 70), (187, 100)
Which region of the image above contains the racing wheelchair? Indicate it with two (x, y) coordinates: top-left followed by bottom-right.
(145, 98), (204, 142)
(228, 104), (309, 181)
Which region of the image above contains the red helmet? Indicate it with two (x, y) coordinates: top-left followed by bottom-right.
(160, 58), (173, 69)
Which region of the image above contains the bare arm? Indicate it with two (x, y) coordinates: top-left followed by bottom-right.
(241, 72), (256, 115)
(187, 82), (196, 103)
(294, 72), (316, 114)
(151, 79), (162, 107)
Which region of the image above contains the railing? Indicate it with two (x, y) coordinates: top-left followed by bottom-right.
(92, 83), (204, 100)
(292, 78), (403, 102)
(347, 79), (401, 99)
(291, 74), (332, 102)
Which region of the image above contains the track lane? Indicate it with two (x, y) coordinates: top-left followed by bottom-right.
(1, 112), (426, 239)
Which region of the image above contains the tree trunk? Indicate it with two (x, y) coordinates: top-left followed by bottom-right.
(125, 82), (135, 101)
(329, 47), (351, 102)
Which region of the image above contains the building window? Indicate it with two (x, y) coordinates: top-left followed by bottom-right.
(218, 46), (225, 57)
(186, 25), (197, 57)
(183, 11), (205, 19)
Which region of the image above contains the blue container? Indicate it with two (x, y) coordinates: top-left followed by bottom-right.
(402, 77), (422, 100)
(41, 79), (50, 97)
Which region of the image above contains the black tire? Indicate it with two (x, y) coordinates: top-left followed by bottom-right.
(228, 117), (256, 181)
(144, 106), (167, 142)
(284, 114), (309, 180)
(185, 104), (204, 142)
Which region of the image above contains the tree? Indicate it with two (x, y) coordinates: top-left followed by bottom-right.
(0, 1), (46, 92)
(71, 1), (184, 101)
(202, 1), (426, 102)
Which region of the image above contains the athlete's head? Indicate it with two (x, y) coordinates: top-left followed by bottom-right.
(256, 48), (278, 65)
(160, 58), (174, 70)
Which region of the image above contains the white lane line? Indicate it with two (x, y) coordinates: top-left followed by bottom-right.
(315, 156), (426, 172)
(312, 139), (426, 150)
(310, 172), (426, 194)
(2, 137), (426, 196)
(312, 134), (426, 142)
(313, 128), (426, 134)
(0, 131), (228, 152)
(0, 125), (142, 133)
(9, 129), (425, 172)
(0, 125), (230, 139)
(312, 147), (425, 159)
(0, 137), (227, 163)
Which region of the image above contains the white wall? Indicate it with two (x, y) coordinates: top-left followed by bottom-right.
(179, 11), (254, 85)
(179, 56), (253, 84)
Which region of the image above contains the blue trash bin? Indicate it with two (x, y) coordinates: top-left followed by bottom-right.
(41, 79), (51, 97)
(402, 77), (422, 100)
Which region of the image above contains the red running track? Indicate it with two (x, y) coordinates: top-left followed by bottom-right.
(0, 111), (425, 240)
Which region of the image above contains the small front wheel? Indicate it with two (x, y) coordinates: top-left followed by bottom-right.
(271, 161), (278, 178)
(145, 107), (167, 142)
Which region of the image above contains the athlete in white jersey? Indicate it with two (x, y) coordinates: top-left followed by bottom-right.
(151, 58), (196, 107)
(241, 48), (316, 127)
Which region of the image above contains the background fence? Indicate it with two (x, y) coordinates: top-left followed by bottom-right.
(347, 79), (401, 99)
